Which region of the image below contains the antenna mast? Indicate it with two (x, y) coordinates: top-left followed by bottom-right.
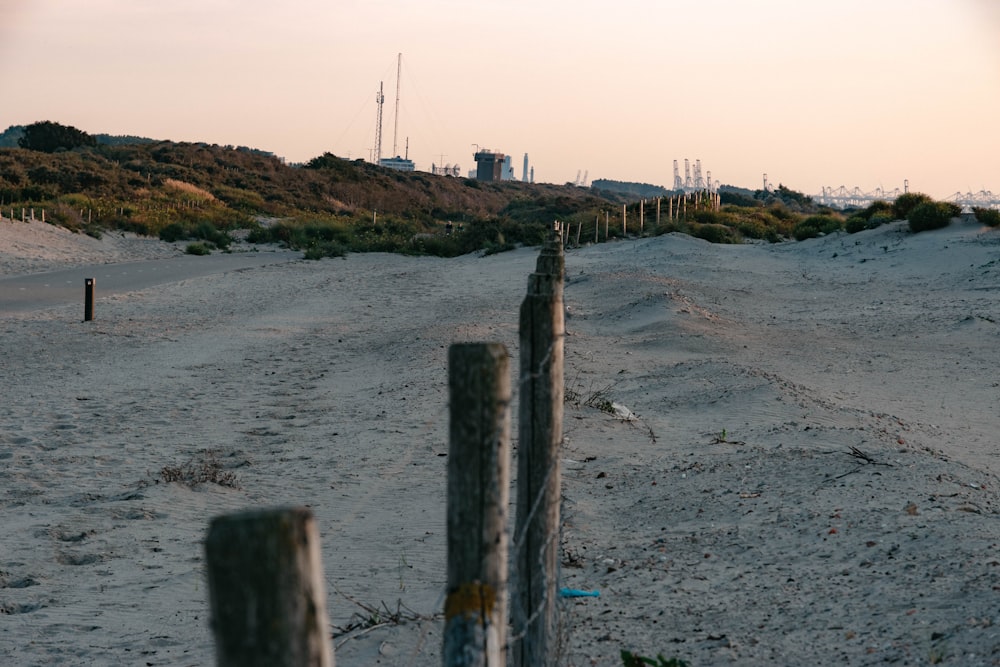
(374, 81), (385, 164)
(392, 53), (402, 157)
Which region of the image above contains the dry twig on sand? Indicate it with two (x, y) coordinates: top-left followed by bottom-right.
(330, 587), (439, 649)
(848, 445), (892, 467)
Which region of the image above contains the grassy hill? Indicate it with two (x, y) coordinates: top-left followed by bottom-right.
(9, 122), (979, 258)
(0, 138), (625, 256)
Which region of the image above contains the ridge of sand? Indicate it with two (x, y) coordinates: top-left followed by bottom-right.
(1, 218), (998, 665)
(0, 217), (183, 276)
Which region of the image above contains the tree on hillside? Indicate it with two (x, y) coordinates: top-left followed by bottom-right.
(18, 121), (97, 153)
(0, 125), (26, 148)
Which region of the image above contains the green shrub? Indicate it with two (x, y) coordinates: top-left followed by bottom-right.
(893, 192), (933, 220)
(972, 207), (1000, 227)
(860, 199), (895, 221)
(691, 222), (740, 244)
(185, 242), (211, 255)
(845, 215), (868, 234)
(159, 222), (187, 242)
(192, 220), (231, 249)
(869, 213), (894, 228)
(908, 201), (959, 232)
(303, 241), (347, 259)
(793, 214), (842, 240)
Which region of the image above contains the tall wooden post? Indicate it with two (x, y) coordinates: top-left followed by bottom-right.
(639, 199), (644, 235)
(205, 507), (334, 667)
(621, 204), (626, 236)
(512, 231), (564, 667)
(444, 343), (512, 667)
(594, 214), (599, 244)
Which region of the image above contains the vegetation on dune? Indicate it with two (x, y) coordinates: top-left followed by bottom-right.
(2, 121), (993, 257)
(972, 206), (1000, 227)
(892, 192), (934, 221)
(845, 200), (896, 234)
(907, 200), (961, 233)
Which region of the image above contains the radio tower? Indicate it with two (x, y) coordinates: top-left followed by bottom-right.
(392, 53), (402, 157)
(673, 160), (683, 190)
(373, 81), (385, 164)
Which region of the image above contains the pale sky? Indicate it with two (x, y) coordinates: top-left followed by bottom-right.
(2, 0), (998, 199)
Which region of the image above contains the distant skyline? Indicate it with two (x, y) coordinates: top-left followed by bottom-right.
(2, 1), (998, 199)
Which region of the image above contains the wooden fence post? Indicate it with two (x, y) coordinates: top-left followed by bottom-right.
(205, 507), (334, 667)
(83, 278), (95, 322)
(444, 343), (511, 667)
(512, 229), (564, 667)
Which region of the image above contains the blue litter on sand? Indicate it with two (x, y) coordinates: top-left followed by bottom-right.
(559, 587), (600, 598)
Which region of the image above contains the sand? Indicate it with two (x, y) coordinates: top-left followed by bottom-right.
(1, 216), (998, 665)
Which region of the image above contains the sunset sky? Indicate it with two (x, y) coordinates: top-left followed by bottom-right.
(2, 0), (998, 198)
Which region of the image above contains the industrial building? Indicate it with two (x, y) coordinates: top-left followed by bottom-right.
(473, 150), (505, 181)
(378, 156), (415, 172)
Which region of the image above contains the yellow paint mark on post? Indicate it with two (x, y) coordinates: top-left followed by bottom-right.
(445, 582), (496, 622)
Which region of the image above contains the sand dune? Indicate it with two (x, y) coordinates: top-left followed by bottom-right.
(1, 217), (998, 665)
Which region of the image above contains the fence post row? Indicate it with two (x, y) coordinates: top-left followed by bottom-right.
(512, 224), (565, 667)
(200, 227), (565, 666)
(204, 507), (335, 667)
(444, 343), (512, 666)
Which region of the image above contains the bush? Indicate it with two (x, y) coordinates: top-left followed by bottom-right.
(893, 192), (933, 221)
(159, 222), (187, 242)
(793, 214), (842, 240)
(691, 223), (740, 244)
(972, 207), (1000, 227)
(185, 242), (211, 255)
(908, 201), (959, 233)
(192, 220), (231, 249)
(845, 215), (868, 234)
(303, 241), (347, 259)
(860, 200), (895, 221)
(845, 211), (894, 234)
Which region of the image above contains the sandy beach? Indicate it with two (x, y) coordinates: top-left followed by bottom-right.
(1, 216), (998, 665)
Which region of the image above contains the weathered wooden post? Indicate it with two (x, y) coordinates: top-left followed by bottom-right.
(621, 204), (626, 236)
(512, 227), (564, 667)
(83, 278), (95, 322)
(444, 343), (511, 667)
(205, 507), (334, 667)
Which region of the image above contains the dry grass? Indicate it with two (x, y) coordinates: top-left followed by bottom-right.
(156, 449), (241, 489)
(163, 178), (217, 201)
